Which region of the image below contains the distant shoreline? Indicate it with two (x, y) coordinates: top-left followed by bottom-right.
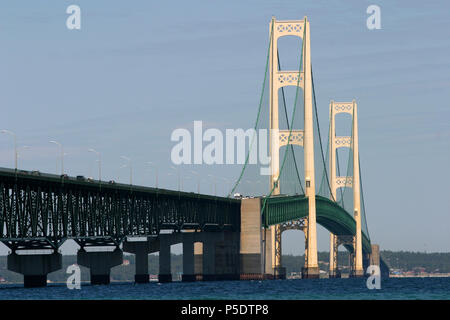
(2, 275), (450, 286)
(390, 274), (450, 278)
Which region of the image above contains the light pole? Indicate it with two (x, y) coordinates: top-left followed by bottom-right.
(182, 175), (192, 192)
(168, 172), (177, 191)
(146, 162), (158, 188)
(190, 170), (201, 194)
(17, 145), (31, 169)
(170, 166), (181, 191)
(245, 179), (253, 196)
(120, 156), (132, 185)
(49, 140), (64, 175)
(1, 129), (17, 170)
(88, 148), (101, 182)
(255, 179), (265, 195)
(208, 174), (217, 196)
(221, 177), (231, 197)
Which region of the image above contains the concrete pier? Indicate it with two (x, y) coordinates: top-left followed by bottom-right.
(240, 198), (263, 277)
(194, 242), (203, 279)
(349, 270), (365, 278)
(369, 244), (380, 267)
(301, 266), (320, 279)
(201, 233), (222, 281)
(365, 244), (389, 277)
(77, 248), (123, 285)
(329, 270), (342, 278)
(158, 234), (172, 283)
(123, 239), (151, 283)
(182, 234), (195, 282)
(114, 229), (243, 283)
(216, 231), (240, 280)
(7, 251), (62, 287)
(240, 198), (274, 279)
(273, 266), (287, 279)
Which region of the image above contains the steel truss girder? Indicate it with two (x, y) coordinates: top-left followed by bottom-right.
(0, 171), (240, 249)
(273, 218), (307, 272)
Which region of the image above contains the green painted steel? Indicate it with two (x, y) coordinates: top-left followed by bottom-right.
(0, 168), (240, 251)
(262, 195), (371, 254)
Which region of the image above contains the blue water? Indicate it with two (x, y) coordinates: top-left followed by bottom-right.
(0, 277), (449, 300)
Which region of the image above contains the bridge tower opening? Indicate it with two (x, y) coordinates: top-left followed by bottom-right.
(280, 223), (307, 277)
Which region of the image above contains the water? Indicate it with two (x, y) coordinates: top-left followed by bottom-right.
(0, 277), (449, 300)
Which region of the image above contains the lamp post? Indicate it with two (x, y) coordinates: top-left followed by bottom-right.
(168, 172), (178, 191)
(221, 177), (231, 197)
(181, 175), (192, 192)
(245, 179), (253, 196)
(170, 166), (181, 191)
(88, 148), (102, 182)
(120, 156), (132, 185)
(208, 174), (217, 196)
(146, 161), (158, 188)
(1, 129), (17, 170)
(17, 145), (31, 169)
(255, 180), (264, 195)
(49, 140), (64, 175)
(190, 170), (201, 194)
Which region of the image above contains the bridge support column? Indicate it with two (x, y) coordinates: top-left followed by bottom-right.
(272, 225), (286, 279)
(123, 239), (151, 283)
(194, 242), (203, 279)
(263, 228), (273, 278)
(329, 233), (341, 278)
(367, 244), (389, 278)
(77, 248), (123, 285)
(7, 251), (62, 287)
(301, 218), (320, 279)
(369, 244), (380, 267)
(202, 232), (224, 281)
(352, 101), (364, 278)
(240, 198), (274, 280)
(364, 244), (387, 277)
(302, 17), (320, 280)
(215, 231), (240, 280)
(349, 238), (364, 278)
(158, 234), (172, 283)
(182, 234), (195, 282)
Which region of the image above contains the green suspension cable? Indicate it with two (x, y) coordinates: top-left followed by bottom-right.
(359, 156), (370, 240)
(229, 20), (274, 197)
(311, 66), (334, 201)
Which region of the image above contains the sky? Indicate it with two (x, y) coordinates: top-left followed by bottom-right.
(0, 0), (449, 255)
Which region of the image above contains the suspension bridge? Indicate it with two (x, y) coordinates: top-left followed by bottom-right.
(0, 16), (387, 287)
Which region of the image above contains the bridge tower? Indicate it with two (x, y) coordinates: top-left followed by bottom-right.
(328, 100), (364, 278)
(269, 16), (319, 279)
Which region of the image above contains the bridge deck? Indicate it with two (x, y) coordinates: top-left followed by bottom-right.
(0, 168), (240, 250)
(261, 194), (372, 254)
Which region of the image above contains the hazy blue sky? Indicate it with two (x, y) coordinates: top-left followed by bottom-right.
(0, 0), (449, 255)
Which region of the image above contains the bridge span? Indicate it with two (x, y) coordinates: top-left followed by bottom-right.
(0, 168), (384, 287)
